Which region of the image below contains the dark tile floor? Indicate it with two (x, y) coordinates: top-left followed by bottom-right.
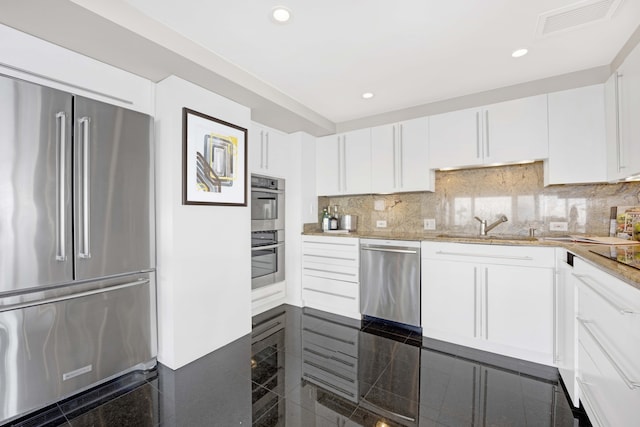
(5, 304), (590, 427)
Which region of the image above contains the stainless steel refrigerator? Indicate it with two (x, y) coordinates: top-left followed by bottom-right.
(0, 74), (157, 423)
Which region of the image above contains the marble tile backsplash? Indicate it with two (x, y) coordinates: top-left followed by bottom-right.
(316, 162), (640, 237)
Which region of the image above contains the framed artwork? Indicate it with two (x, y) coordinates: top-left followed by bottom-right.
(182, 107), (247, 206)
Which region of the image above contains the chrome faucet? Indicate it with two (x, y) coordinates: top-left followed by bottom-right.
(474, 215), (508, 236)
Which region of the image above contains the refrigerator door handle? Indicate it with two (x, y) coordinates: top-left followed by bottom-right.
(56, 111), (67, 261)
(0, 278), (149, 313)
(79, 117), (92, 259)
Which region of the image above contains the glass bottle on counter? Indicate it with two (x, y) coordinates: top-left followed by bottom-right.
(321, 208), (330, 232)
(329, 205), (339, 230)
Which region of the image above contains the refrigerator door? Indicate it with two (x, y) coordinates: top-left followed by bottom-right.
(0, 273), (156, 424)
(73, 97), (155, 280)
(0, 75), (73, 294)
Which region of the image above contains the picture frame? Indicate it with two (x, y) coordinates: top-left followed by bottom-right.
(182, 107), (248, 206)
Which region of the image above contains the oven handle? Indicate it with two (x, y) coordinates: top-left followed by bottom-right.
(250, 187), (283, 194)
(251, 243), (284, 251)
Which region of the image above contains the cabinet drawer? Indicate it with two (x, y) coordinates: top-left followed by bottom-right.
(302, 262), (359, 282)
(421, 241), (555, 268)
(578, 329), (640, 427)
(302, 236), (359, 253)
(302, 236), (360, 282)
(302, 276), (360, 318)
(575, 259), (640, 370)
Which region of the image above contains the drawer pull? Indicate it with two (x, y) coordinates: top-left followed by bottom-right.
(303, 288), (357, 301)
(578, 318), (640, 390)
(303, 241), (357, 247)
(573, 273), (639, 315)
(576, 378), (607, 427)
(303, 268), (356, 277)
(434, 251), (533, 261)
(303, 254), (357, 261)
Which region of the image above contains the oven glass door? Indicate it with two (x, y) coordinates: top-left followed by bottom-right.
(251, 189), (279, 221)
(251, 231), (284, 290)
(252, 247), (278, 281)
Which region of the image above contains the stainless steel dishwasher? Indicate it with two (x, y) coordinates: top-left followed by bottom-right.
(360, 239), (421, 329)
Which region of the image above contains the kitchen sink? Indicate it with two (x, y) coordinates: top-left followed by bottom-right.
(436, 233), (539, 242)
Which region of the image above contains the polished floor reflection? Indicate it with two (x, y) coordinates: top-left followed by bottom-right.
(6, 304), (589, 426)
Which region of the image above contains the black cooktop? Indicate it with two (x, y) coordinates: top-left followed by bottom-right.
(589, 245), (640, 270)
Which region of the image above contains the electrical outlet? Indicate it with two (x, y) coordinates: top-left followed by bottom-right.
(376, 220), (387, 228)
(549, 221), (568, 231)
(424, 218), (436, 230)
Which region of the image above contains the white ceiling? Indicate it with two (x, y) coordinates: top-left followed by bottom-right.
(1, 0), (639, 134)
(121, 0), (640, 123)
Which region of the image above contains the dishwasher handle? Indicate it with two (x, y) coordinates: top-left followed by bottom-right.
(361, 246), (418, 255)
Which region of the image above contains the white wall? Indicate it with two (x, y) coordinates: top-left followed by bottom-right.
(155, 76), (252, 369)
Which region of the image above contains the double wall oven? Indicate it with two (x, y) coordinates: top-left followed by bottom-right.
(251, 175), (285, 290)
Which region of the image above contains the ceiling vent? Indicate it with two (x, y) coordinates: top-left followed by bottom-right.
(536, 0), (624, 37)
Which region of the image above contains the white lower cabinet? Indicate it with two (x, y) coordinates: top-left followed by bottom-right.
(555, 249), (580, 407)
(574, 258), (640, 426)
(301, 235), (360, 319)
(251, 281), (286, 315)
(421, 242), (555, 365)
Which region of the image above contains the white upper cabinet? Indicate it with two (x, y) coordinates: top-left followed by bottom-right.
(428, 95), (549, 169)
(371, 117), (434, 193)
(316, 128), (371, 196)
(484, 94), (549, 164)
(606, 42), (640, 181)
(428, 107), (483, 168)
(545, 84), (607, 185)
(250, 122), (289, 178)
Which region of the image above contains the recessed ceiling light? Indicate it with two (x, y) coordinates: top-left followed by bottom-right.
(362, 92), (374, 99)
(272, 6), (291, 23)
(512, 48), (529, 58)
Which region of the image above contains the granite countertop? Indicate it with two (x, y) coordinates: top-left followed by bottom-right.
(302, 229), (640, 290)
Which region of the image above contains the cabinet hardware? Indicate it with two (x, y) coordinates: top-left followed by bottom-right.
(578, 318), (640, 390)
(576, 378), (606, 427)
(303, 287), (356, 298)
(573, 273), (638, 315)
(435, 251), (533, 261)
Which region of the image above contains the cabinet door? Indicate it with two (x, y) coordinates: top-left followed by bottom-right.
(343, 128), (372, 194)
(316, 134), (341, 196)
(249, 123), (289, 178)
(546, 85), (607, 185)
(422, 259), (478, 342)
(484, 94), (549, 164)
(248, 123), (265, 174)
(428, 107), (483, 169)
(398, 117), (433, 192)
(484, 264), (554, 362)
(370, 123), (396, 194)
(556, 255), (578, 406)
(617, 43), (640, 179)
(262, 127), (289, 178)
